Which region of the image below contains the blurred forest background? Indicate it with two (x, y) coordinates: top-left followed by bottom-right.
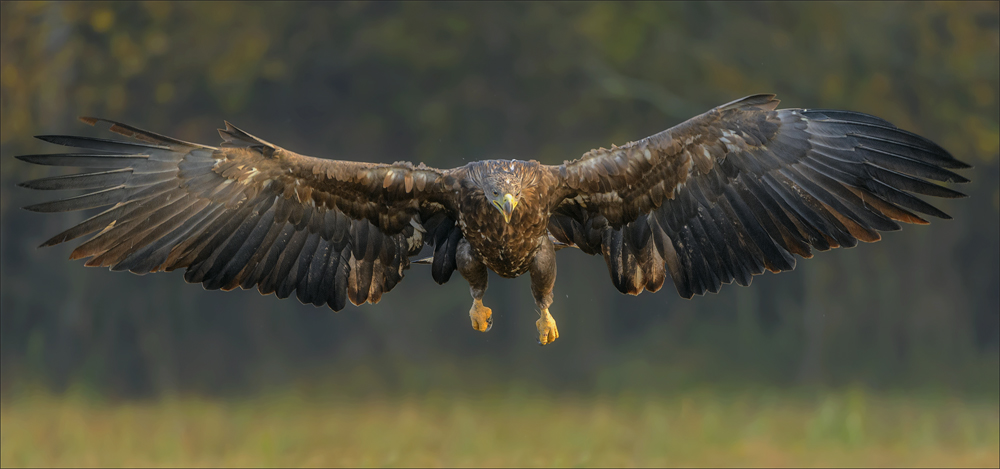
(0, 2), (998, 466)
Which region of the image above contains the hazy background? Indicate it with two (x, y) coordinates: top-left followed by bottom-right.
(0, 2), (998, 466)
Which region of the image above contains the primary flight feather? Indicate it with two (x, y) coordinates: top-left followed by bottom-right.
(18, 94), (970, 345)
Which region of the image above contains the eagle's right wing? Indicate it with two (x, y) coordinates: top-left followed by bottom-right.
(18, 118), (465, 310)
(548, 94), (970, 298)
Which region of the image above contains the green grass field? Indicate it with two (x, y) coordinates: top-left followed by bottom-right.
(2, 387), (998, 467)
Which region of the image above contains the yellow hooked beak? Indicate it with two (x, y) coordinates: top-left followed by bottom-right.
(492, 193), (518, 223)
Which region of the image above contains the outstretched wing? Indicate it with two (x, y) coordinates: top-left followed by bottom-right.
(548, 94), (970, 298)
(18, 118), (462, 310)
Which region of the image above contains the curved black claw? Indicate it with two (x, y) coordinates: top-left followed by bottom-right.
(485, 316), (493, 332)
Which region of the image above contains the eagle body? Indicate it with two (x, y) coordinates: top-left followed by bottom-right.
(456, 160), (556, 278)
(17, 94), (970, 345)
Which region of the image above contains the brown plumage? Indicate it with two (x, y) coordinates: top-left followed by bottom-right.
(18, 94), (970, 345)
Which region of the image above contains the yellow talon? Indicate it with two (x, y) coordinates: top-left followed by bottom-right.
(469, 299), (493, 332)
(536, 309), (559, 345)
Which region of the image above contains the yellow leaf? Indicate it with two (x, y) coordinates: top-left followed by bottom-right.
(89, 9), (114, 33)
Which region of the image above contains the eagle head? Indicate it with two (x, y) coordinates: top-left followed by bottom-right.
(476, 163), (526, 224)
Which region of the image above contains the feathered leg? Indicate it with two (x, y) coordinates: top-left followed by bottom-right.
(530, 235), (558, 345)
(457, 239), (492, 332)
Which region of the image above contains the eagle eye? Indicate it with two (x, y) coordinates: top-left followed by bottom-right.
(492, 190), (499, 197)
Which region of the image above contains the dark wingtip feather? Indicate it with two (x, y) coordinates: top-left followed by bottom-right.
(15, 153), (150, 168)
(33, 134), (172, 152)
(23, 203), (53, 213)
(34, 135), (60, 144)
(39, 235), (68, 248)
(78, 116), (210, 148)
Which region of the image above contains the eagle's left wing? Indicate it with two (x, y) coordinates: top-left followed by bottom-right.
(548, 94), (970, 298)
(18, 118), (463, 310)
